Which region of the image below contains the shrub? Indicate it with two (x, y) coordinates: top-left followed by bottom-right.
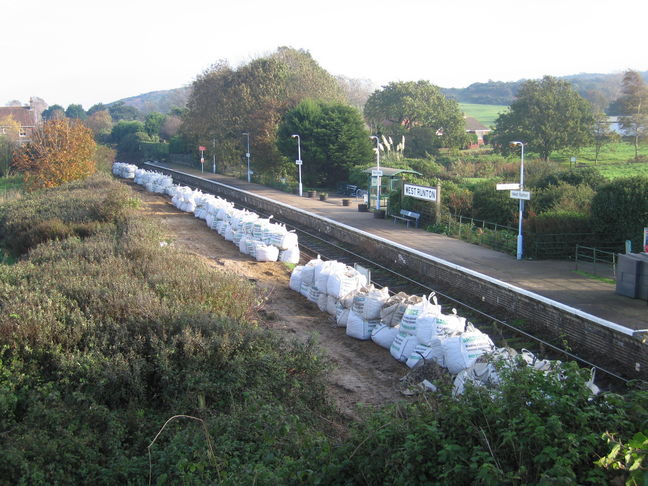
(591, 176), (648, 242)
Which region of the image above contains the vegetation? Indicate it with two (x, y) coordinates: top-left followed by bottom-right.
(492, 76), (595, 161)
(617, 70), (648, 161)
(276, 99), (373, 187)
(12, 118), (97, 189)
(460, 103), (508, 128)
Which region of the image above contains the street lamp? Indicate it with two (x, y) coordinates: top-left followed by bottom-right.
(510, 141), (525, 260)
(242, 132), (251, 183)
(370, 135), (381, 210)
(291, 134), (303, 197)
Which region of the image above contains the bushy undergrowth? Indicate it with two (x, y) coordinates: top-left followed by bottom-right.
(0, 178), (333, 484)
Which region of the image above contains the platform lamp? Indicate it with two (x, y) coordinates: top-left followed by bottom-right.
(370, 135), (381, 210)
(291, 134), (303, 197)
(510, 140), (525, 260)
(242, 132), (251, 182)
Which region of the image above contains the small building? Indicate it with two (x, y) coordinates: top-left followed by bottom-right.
(361, 166), (421, 210)
(464, 116), (491, 148)
(0, 100), (41, 142)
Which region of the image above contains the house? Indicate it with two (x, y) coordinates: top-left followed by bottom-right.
(0, 99), (43, 142)
(464, 116), (491, 148)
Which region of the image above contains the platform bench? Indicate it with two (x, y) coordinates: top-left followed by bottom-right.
(392, 209), (420, 228)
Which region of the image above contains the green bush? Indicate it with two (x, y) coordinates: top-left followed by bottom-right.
(591, 176), (648, 242)
(471, 180), (518, 225)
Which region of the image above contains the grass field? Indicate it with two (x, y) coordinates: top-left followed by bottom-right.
(460, 103), (508, 127)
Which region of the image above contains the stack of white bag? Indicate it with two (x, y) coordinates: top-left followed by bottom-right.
(111, 163), (300, 264)
(112, 162), (138, 179)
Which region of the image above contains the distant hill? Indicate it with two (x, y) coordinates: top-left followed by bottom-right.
(442, 71), (648, 111)
(110, 86), (191, 115)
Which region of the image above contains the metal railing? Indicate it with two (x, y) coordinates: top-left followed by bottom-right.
(575, 245), (617, 280)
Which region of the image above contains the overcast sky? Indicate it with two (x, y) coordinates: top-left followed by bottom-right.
(3, 0), (647, 109)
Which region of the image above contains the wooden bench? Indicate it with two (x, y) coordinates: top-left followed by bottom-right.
(391, 209), (421, 228)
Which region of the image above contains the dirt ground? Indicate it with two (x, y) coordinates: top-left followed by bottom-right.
(132, 184), (410, 420)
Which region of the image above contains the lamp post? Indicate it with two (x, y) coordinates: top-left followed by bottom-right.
(212, 138), (216, 174)
(242, 132), (251, 182)
(291, 134), (303, 197)
(511, 141), (525, 260)
(370, 135), (381, 210)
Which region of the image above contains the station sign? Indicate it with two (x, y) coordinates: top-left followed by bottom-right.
(496, 183), (520, 190)
(371, 169), (383, 177)
(295, 159), (303, 166)
(404, 183), (437, 202)
(510, 190), (531, 200)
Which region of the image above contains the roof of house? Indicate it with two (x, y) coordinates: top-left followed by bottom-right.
(0, 106), (35, 126)
(361, 167), (422, 177)
(464, 116), (490, 131)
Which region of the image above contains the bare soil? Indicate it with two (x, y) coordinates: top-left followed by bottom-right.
(132, 185), (409, 420)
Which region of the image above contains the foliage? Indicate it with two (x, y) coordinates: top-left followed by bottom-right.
(364, 80), (468, 149)
(277, 99), (373, 187)
(65, 104), (87, 120)
(533, 167), (606, 190)
(526, 209), (593, 234)
(12, 118), (97, 189)
(108, 101), (140, 121)
(590, 176), (648, 242)
(110, 120), (145, 143)
(597, 431), (648, 485)
(492, 76), (595, 160)
(0, 115), (21, 176)
(182, 47), (345, 176)
(471, 180), (518, 225)
(529, 183), (596, 216)
(94, 144), (116, 174)
(308, 362), (648, 485)
(84, 110), (113, 139)
(41, 104), (65, 121)
(0, 176), (333, 484)
(144, 111), (167, 139)
(616, 70), (648, 161)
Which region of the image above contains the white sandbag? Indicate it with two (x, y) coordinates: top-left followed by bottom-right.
(413, 296), (444, 344)
(400, 294), (435, 335)
(300, 281), (312, 299)
(390, 331), (419, 362)
(300, 258), (323, 287)
(346, 311), (378, 340)
(351, 288), (369, 316)
(363, 286), (390, 320)
(371, 323), (400, 349)
(308, 285), (323, 304)
(326, 266), (364, 299)
(434, 310), (467, 336)
(326, 295), (338, 315)
(289, 266), (304, 292)
(380, 292), (413, 327)
(443, 326), (495, 375)
(406, 344), (435, 369)
(315, 260), (344, 293)
(317, 290), (328, 312)
(279, 246), (300, 264)
(255, 243), (279, 262)
(336, 307), (350, 328)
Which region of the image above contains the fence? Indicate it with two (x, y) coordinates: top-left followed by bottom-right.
(431, 214), (518, 255)
(574, 245), (617, 280)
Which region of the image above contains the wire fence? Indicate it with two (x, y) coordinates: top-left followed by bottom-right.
(574, 245), (617, 280)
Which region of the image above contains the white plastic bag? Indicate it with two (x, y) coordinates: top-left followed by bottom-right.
(371, 323), (400, 349)
(443, 325), (495, 375)
(390, 331), (419, 362)
(363, 286), (390, 320)
(289, 266), (304, 292)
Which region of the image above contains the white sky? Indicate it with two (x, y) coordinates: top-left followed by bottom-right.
(3, 0), (647, 109)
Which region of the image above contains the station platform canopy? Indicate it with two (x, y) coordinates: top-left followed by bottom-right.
(361, 167), (422, 210)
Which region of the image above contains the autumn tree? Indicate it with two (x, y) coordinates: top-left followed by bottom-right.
(0, 115), (21, 176)
(492, 76), (594, 160)
(85, 110), (113, 139)
(12, 118), (97, 189)
(181, 47), (345, 176)
(616, 70), (648, 161)
(364, 81), (467, 150)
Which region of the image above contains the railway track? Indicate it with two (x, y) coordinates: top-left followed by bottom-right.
(142, 165), (633, 388)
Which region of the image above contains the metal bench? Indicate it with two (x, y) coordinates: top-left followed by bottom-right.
(392, 209), (420, 228)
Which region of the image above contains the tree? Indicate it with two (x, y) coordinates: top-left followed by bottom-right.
(65, 104), (87, 120)
(41, 104), (66, 120)
(85, 110), (113, 139)
(108, 101), (140, 121)
(492, 76), (594, 160)
(616, 70), (648, 161)
(0, 115), (21, 176)
(111, 120), (145, 144)
(277, 99), (373, 187)
(144, 112), (166, 139)
(87, 103), (107, 116)
(12, 118), (97, 189)
(591, 111), (620, 164)
(364, 81), (467, 150)
(160, 116), (182, 140)
(181, 48), (346, 175)
(590, 176), (648, 243)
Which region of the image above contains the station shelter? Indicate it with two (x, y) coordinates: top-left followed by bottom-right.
(361, 167), (421, 211)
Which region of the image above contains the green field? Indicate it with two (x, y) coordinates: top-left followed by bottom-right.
(460, 103), (508, 128)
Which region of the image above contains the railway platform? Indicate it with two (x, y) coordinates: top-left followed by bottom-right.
(151, 163), (648, 330)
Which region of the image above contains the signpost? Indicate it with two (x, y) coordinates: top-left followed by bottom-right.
(199, 146), (206, 173)
(510, 190), (531, 200)
(496, 183), (520, 191)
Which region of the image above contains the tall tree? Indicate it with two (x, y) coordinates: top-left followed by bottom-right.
(492, 76), (594, 160)
(108, 101), (140, 121)
(85, 110), (113, 139)
(65, 104), (87, 120)
(12, 119), (96, 189)
(617, 70), (648, 161)
(41, 104), (66, 121)
(144, 112), (166, 139)
(277, 99), (373, 187)
(591, 111), (619, 164)
(364, 81), (467, 150)
(0, 115), (21, 176)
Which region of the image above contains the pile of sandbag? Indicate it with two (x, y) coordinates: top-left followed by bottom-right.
(289, 258), (496, 379)
(112, 162), (138, 179)
(111, 163), (301, 264)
